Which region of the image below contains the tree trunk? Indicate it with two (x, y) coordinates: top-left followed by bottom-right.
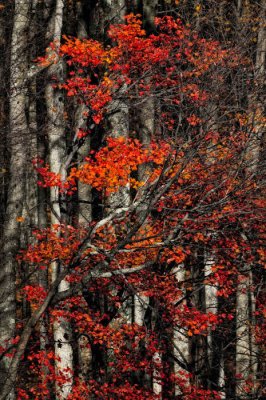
(173, 264), (190, 396)
(0, 1), (30, 397)
(45, 1), (73, 398)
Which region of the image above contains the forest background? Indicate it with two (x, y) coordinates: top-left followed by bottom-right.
(0, 0), (265, 399)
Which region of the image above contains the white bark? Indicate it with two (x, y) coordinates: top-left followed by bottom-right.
(236, 261), (258, 398)
(134, 295), (148, 326)
(204, 252), (217, 351)
(173, 265), (189, 396)
(152, 351), (162, 397)
(236, 267), (251, 395)
(45, 1), (73, 398)
(218, 356), (225, 399)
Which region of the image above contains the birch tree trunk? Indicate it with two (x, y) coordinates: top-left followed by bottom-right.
(45, 1), (73, 398)
(236, 265), (253, 397)
(0, 1), (30, 397)
(202, 102), (226, 395)
(173, 265), (190, 396)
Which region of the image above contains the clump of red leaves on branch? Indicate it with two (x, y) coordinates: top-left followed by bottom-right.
(11, 14), (265, 400)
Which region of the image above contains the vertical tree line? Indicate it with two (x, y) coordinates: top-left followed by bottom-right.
(0, 1), (265, 399)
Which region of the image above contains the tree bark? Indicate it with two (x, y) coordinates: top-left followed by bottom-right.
(45, 1), (74, 398)
(0, 1), (30, 397)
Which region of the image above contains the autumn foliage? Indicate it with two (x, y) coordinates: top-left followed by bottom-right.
(3, 14), (265, 400)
